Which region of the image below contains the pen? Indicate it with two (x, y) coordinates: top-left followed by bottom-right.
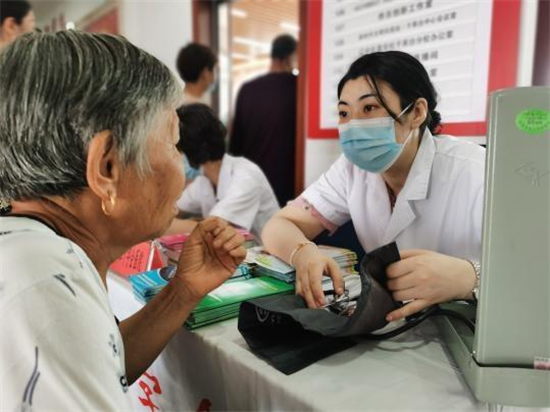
(146, 240), (158, 271)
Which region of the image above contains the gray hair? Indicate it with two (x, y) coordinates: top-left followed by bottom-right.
(0, 30), (182, 202)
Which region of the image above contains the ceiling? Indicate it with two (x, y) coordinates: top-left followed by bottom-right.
(230, 0), (299, 62)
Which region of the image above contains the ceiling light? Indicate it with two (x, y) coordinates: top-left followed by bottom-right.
(231, 8), (248, 18)
(233, 37), (270, 51)
(232, 53), (250, 60)
(280, 21), (299, 32)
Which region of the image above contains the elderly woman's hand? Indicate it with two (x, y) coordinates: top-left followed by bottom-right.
(385, 249), (477, 321)
(173, 217), (246, 301)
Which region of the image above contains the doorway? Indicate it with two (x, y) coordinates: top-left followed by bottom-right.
(217, 0), (299, 126)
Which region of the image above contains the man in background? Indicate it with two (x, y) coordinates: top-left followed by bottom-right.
(229, 34), (298, 206)
(176, 42), (218, 105)
(0, 0), (35, 50)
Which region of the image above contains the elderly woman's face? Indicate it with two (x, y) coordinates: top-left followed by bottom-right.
(116, 109), (185, 240)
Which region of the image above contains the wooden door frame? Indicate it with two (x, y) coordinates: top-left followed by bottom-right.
(294, 0), (307, 195)
(192, 0), (222, 114)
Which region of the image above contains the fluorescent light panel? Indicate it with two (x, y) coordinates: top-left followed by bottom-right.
(280, 21), (299, 32)
(232, 52), (250, 60)
(231, 8), (248, 18)
(233, 36), (270, 50)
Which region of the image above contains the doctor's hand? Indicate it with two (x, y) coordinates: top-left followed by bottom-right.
(173, 217), (246, 302)
(292, 246), (344, 309)
(385, 249), (477, 322)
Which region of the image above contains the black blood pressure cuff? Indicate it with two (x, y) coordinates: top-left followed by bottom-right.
(238, 242), (401, 375)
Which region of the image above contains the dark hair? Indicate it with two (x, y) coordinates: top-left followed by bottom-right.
(176, 43), (217, 83)
(271, 34), (297, 60)
(0, 0), (32, 25)
(337, 51), (442, 135)
(0, 31), (181, 202)
(176, 104), (226, 168)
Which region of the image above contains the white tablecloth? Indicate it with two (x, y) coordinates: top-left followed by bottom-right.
(107, 274), (543, 412)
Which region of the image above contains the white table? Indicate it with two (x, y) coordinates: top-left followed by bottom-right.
(107, 274), (542, 412)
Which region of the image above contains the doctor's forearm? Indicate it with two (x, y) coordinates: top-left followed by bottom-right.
(261, 216), (314, 264)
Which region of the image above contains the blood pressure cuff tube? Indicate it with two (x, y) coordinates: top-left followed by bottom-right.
(238, 242), (401, 375)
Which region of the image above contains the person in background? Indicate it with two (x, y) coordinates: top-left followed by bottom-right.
(262, 51), (485, 322)
(0, 0), (35, 49)
(176, 42), (218, 105)
(0, 31), (245, 410)
(168, 104), (280, 240)
(229, 34), (298, 206)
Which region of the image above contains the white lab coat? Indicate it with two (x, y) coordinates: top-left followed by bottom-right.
(301, 130), (486, 260)
(177, 154), (280, 239)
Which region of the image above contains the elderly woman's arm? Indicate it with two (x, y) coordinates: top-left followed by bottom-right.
(164, 218), (198, 235)
(119, 217), (246, 384)
(118, 283), (198, 384)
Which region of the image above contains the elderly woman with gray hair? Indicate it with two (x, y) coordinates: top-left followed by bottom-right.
(0, 31), (246, 410)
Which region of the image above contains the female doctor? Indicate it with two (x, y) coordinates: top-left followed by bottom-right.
(262, 51), (485, 321)
(170, 104), (280, 239)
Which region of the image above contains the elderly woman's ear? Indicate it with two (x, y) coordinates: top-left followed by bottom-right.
(86, 130), (121, 216)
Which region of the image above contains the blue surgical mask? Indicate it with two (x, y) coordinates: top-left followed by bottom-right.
(182, 154), (201, 180)
(338, 103), (414, 173)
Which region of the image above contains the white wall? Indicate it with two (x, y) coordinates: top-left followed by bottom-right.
(119, 0), (193, 83)
(32, 0), (193, 82)
(304, 139), (341, 187)
(32, 0), (107, 30)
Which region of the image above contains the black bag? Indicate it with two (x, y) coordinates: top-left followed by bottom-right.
(238, 243), (401, 375)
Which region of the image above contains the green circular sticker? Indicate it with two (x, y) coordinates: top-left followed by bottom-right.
(515, 109), (550, 135)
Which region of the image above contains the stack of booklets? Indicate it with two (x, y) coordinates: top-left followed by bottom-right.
(128, 265), (293, 330)
(129, 264), (252, 304)
(185, 276), (293, 329)
(158, 229), (257, 266)
(245, 245), (358, 283)
(109, 241), (165, 277)
(318, 245), (358, 276)
(245, 247), (295, 283)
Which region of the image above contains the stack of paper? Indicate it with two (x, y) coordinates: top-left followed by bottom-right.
(109, 241), (165, 277)
(158, 229), (258, 266)
(129, 264), (251, 304)
(245, 245), (358, 283)
(245, 247), (296, 283)
(129, 266), (177, 302)
(186, 276), (294, 329)
(318, 245), (358, 276)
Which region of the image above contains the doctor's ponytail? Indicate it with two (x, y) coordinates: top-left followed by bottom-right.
(428, 110), (442, 134)
(338, 51), (443, 135)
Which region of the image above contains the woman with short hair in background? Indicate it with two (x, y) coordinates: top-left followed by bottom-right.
(170, 104), (280, 240)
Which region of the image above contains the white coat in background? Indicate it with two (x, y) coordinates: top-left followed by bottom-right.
(300, 130), (486, 260)
(177, 154), (280, 239)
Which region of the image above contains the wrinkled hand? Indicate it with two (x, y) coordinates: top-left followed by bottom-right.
(173, 217), (246, 301)
(293, 245), (343, 308)
(385, 249), (476, 321)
